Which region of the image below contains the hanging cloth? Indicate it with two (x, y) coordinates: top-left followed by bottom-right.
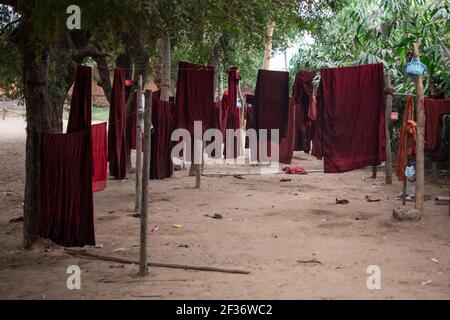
(396, 96), (416, 181)
(39, 65), (95, 247)
(108, 68), (127, 179)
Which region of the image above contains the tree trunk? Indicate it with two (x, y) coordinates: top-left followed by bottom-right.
(384, 75), (393, 184)
(159, 34), (171, 102)
(10, 17), (57, 249)
(262, 21), (275, 70)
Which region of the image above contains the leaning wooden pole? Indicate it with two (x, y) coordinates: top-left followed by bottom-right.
(413, 43), (425, 212)
(139, 90), (152, 276)
(384, 75), (393, 184)
(135, 76), (143, 213)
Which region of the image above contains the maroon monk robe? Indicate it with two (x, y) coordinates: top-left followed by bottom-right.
(67, 65), (92, 132)
(150, 90), (174, 180)
(254, 69), (289, 138)
(108, 68), (127, 179)
(127, 91), (137, 150)
(223, 68), (241, 158)
(425, 98), (450, 161)
(91, 122), (107, 192)
(312, 63), (386, 173)
(39, 131), (95, 247)
(175, 61), (215, 134)
(279, 99), (296, 164)
(39, 65), (95, 247)
(292, 70), (316, 152)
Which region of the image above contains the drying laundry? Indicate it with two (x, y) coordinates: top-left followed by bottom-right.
(292, 70), (316, 152)
(312, 63), (386, 173)
(278, 99), (296, 164)
(223, 68), (242, 158)
(108, 68), (127, 179)
(425, 98), (450, 161)
(150, 91), (174, 180)
(39, 131), (95, 246)
(175, 61), (215, 134)
(39, 65), (95, 247)
(254, 69), (289, 137)
(127, 91), (138, 150)
(91, 122), (107, 192)
(396, 96), (416, 181)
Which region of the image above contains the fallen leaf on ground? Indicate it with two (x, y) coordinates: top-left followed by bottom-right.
(172, 224), (183, 228)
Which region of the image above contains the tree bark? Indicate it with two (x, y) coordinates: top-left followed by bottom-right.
(262, 21), (275, 70)
(159, 34), (171, 102)
(10, 11), (56, 249)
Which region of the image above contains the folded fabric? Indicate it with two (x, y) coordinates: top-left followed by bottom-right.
(283, 166), (308, 175)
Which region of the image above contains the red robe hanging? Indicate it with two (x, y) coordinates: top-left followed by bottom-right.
(425, 98), (450, 161)
(108, 68), (127, 179)
(312, 63), (386, 173)
(39, 65), (95, 247)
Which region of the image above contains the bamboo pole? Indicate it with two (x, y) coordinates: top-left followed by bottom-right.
(384, 75), (393, 184)
(135, 76), (143, 213)
(431, 161), (438, 183)
(413, 43), (425, 212)
(64, 249), (250, 275)
(139, 90), (152, 276)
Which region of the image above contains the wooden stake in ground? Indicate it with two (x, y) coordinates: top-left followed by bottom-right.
(384, 75), (393, 184)
(135, 75), (143, 213)
(139, 90), (152, 276)
(262, 21), (275, 70)
(412, 43), (425, 212)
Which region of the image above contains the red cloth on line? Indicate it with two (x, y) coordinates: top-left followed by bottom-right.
(67, 65), (92, 132)
(91, 122), (107, 192)
(396, 96), (416, 181)
(127, 88), (137, 150)
(108, 68), (127, 179)
(425, 98), (450, 161)
(175, 61), (215, 134)
(150, 90), (174, 180)
(292, 70), (316, 152)
(278, 99), (296, 164)
(254, 69), (289, 138)
(206, 100), (223, 158)
(39, 65), (95, 247)
(283, 165), (308, 175)
(223, 68), (242, 158)
(39, 131), (95, 247)
(312, 63), (386, 173)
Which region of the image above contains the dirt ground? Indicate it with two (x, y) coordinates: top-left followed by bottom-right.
(1, 114), (450, 300)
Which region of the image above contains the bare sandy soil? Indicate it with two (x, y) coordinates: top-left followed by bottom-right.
(1, 115), (449, 300)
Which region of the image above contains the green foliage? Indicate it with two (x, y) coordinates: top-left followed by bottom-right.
(290, 0), (450, 96)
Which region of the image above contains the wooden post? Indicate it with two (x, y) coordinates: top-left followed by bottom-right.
(139, 90), (152, 276)
(135, 75), (143, 213)
(372, 166), (377, 179)
(413, 43), (425, 212)
(402, 138), (408, 206)
(384, 75), (393, 184)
